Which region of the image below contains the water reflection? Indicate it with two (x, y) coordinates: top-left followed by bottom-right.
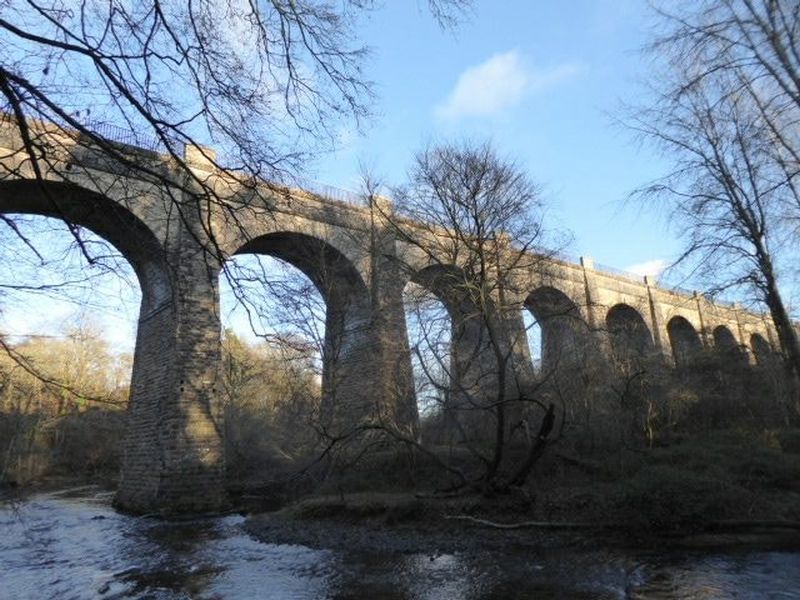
(1, 487), (335, 600)
(627, 552), (800, 599)
(1, 487), (798, 599)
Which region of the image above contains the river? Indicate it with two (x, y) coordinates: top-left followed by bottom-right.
(1, 486), (799, 599)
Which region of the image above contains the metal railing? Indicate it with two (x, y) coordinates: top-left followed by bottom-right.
(701, 294), (738, 308)
(83, 121), (167, 153)
(657, 281), (696, 297)
(70, 119), (368, 207)
(296, 178), (365, 206)
(550, 250), (582, 265)
(594, 261), (646, 283)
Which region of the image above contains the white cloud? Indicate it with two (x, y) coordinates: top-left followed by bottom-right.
(626, 258), (668, 278)
(435, 51), (582, 119)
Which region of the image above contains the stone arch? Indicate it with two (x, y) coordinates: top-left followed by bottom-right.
(409, 264), (474, 319)
(713, 325), (743, 361)
(750, 333), (773, 365)
(606, 303), (654, 364)
(667, 316), (703, 366)
(402, 269), (453, 418)
(406, 264), (497, 403)
(405, 263), (530, 442)
(524, 286), (591, 372)
(0, 180), (170, 313)
(233, 231), (369, 307)
(713, 325), (737, 350)
(229, 231), (375, 428)
(220, 213), (372, 293)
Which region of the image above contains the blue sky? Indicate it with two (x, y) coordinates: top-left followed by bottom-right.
(312, 0), (677, 276)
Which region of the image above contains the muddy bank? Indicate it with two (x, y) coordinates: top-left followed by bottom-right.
(244, 494), (580, 556)
(244, 492), (800, 557)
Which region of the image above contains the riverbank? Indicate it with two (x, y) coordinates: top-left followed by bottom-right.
(246, 493), (602, 557)
(0, 472), (117, 505)
(244, 428), (800, 554)
(245, 491), (800, 559)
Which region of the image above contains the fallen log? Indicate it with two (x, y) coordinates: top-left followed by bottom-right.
(710, 519), (800, 531)
(443, 514), (615, 530)
(444, 514), (800, 533)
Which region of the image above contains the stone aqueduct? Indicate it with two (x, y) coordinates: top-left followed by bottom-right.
(0, 122), (780, 513)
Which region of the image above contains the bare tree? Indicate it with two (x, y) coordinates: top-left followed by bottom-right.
(0, 315), (130, 483)
(220, 327), (320, 480)
(649, 0), (800, 213)
(383, 140), (562, 492)
(634, 0), (800, 378)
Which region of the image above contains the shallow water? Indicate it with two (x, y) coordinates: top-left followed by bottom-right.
(1, 487), (799, 599)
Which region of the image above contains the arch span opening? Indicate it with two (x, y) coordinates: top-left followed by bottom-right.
(523, 286), (590, 373)
(606, 303), (654, 365)
(0, 180), (170, 315)
(667, 316), (702, 367)
(403, 264), (499, 442)
(404, 265), (474, 409)
(407, 264), (497, 395)
(403, 279), (452, 419)
(0, 215), (141, 353)
(750, 333), (773, 366)
(221, 231), (374, 445)
(219, 252), (326, 469)
(713, 325), (744, 361)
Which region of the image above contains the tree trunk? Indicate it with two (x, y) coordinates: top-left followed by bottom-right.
(764, 280), (800, 380)
(758, 250), (800, 380)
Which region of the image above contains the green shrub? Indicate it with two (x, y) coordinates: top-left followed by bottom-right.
(610, 464), (753, 532)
